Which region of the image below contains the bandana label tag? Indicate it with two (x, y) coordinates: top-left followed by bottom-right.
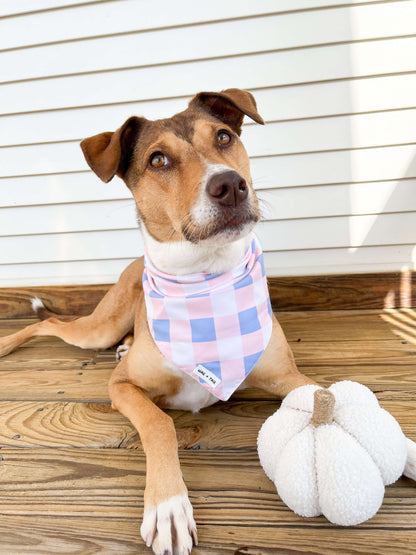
(193, 364), (222, 387)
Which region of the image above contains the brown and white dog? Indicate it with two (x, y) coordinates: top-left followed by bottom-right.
(0, 89), (317, 555)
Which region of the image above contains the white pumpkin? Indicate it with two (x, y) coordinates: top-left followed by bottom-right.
(257, 381), (408, 526)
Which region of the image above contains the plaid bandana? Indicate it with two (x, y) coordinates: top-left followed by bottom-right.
(142, 236), (273, 401)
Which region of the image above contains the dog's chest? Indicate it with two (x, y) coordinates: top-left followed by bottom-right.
(162, 360), (219, 412)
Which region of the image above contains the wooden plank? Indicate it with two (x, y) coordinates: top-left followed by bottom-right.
(1, 309), (408, 341)
(269, 273), (416, 311)
(0, 347), (415, 402)
(0, 448), (414, 527)
(0, 517), (414, 555)
(291, 339), (416, 366)
(0, 285), (112, 318)
(0, 515), (145, 555)
(94, 337), (416, 368)
(299, 366), (416, 391)
(1, 307), (414, 354)
(1, 273), (416, 319)
(1, 37), (414, 115)
(2, 111), (415, 176)
(0, 398), (414, 450)
(279, 309), (407, 342)
(2, 74), (416, 149)
(0, 364), (111, 401)
(2, 3), (415, 83)
(0, 358), (415, 403)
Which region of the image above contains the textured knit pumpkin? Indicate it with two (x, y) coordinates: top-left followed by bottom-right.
(257, 381), (408, 526)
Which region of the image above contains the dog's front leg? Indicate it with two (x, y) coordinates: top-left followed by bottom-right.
(109, 360), (197, 555)
(245, 315), (318, 398)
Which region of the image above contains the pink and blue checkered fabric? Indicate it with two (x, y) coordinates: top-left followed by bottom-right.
(142, 236), (273, 401)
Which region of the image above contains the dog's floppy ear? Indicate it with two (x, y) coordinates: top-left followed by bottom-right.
(80, 116), (146, 183)
(190, 88), (264, 135)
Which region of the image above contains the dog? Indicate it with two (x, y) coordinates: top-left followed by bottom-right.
(0, 88), (317, 555)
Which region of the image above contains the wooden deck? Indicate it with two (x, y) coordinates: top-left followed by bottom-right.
(0, 309), (415, 554)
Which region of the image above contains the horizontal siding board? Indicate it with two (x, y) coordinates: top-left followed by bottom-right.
(0, 172), (130, 207)
(258, 179), (416, 221)
(1, 37), (415, 115)
(2, 3), (415, 83)
(251, 145), (416, 188)
(0, 0), (95, 17)
(0, 229), (144, 265)
(264, 245), (416, 276)
(244, 109), (416, 156)
(0, 0), (390, 47)
(0, 259), (134, 287)
(258, 212), (416, 251)
(0, 2), (414, 286)
(0, 244), (414, 286)
(0, 200), (138, 236)
(2, 143), (416, 208)
(2, 180), (416, 236)
(1, 144), (415, 198)
(2, 213), (416, 265)
(1, 111), (414, 177)
(2, 74), (416, 147)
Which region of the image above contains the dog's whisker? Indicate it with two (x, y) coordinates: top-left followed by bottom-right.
(257, 198), (274, 221)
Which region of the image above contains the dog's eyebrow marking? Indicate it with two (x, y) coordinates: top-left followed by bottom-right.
(168, 115), (195, 144)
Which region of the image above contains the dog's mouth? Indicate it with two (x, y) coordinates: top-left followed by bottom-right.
(181, 207), (259, 243)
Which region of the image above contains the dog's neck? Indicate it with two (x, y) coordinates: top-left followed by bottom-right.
(141, 225), (255, 275)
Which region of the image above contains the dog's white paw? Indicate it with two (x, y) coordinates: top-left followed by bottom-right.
(140, 493), (197, 555)
(116, 343), (130, 361)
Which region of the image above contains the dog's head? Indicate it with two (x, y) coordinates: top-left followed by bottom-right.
(81, 88), (264, 246)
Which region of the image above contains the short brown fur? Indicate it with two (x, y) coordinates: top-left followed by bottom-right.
(0, 89), (317, 555)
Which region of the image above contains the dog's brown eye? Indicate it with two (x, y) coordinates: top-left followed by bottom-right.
(217, 130), (232, 146)
(150, 152), (167, 168)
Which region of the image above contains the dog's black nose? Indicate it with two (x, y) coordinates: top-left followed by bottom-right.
(206, 170), (248, 207)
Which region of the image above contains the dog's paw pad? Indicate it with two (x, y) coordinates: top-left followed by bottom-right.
(116, 344), (130, 361)
(141, 494), (197, 555)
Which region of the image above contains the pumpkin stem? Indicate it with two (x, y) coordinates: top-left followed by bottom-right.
(311, 389), (335, 427)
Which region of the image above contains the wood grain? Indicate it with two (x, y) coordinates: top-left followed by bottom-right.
(0, 517), (415, 555)
(0, 308), (415, 553)
(0, 449), (414, 525)
(0, 285), (111, 319)
(1, 271), (415, 319)
(0, 399), (414, 451)
(1, 307), (415, 341)
(268, 272), (416, 311)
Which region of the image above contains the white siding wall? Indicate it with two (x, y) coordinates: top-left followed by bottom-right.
(0, 0), (415, 286)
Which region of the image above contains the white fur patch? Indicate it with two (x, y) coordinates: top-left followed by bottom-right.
(140, 493), (197, 555)
(31, 296), (45, 313)
(163, 360), (218, 412)
(142, 225), (254, 276)
(115, 343), (130, 361)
